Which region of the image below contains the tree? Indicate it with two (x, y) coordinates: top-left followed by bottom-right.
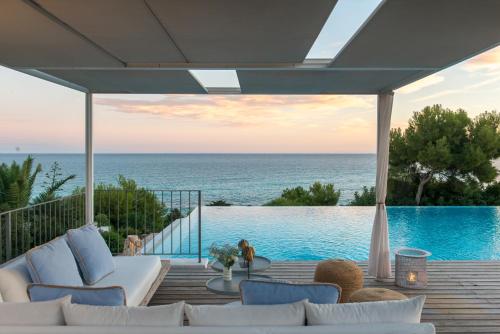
(349, 186), (376, 206)
(0, 156), (76, 212)
(389, 105), (500, 205)
(74, 175), (182, 253)
(265, 182), (340, 206)
(33, 161), (76, 204)
(0, 156), (41, 211)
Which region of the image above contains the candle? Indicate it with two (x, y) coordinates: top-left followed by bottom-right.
(407, 271), (417, 284)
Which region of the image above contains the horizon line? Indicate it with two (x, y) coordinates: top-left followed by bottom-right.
(0, 152), (377, 155)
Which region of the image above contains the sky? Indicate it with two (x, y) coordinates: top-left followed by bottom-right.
(1, 0), (499, 154)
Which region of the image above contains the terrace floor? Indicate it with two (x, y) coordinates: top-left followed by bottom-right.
(150, 261), (500, 334)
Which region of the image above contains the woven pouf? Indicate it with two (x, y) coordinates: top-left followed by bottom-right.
(349, 288), (407, 303)
(314, 259), (364, 303)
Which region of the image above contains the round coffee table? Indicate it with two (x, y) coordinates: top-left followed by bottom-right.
(211, 256), (272, 273)
(206, 273), (272, 296)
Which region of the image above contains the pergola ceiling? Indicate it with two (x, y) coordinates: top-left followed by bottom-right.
(237, 69), (433, 95)
(0, 0), (499, 94)
(330, 0), (500, 70)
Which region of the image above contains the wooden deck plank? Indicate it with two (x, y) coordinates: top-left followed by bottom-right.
(150, 261), (500, 333)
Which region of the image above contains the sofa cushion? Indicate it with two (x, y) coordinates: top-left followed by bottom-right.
(240, 280), (341, 305)
(0, 256), (32, 302)
(92, 256), (161, 306)
(25, 237), (83, 286)
(305, 296), (426, 325)
(28, 284), (126, 306)
(66, 225), (115, 285)
(0, 295), (70, 326)
(185, 300), (306, 326)
(63, 301), (185, 326)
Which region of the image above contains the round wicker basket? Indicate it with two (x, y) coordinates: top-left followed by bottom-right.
(314, 259), (363, 303)
(349, 288), (407, 303)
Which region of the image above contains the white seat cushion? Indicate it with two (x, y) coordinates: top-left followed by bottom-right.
(0, 296), (70, 326)
(92, 256), (161, 306)
(63, 301), (185, 326)
(305, 296), (426, 325)
(0, 256), (32, 302)
(185, 300), (306, 326)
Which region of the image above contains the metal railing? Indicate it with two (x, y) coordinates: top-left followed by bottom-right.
(0, 193), (86, 263)
(0, 190), (202, 264)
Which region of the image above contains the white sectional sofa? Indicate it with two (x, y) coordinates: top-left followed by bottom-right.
(0, 254), (164, 306)
(0, 324), (436, 334)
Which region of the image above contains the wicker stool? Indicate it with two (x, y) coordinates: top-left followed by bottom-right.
(314, 259), (363, 303)
(349, 288), (407, 303)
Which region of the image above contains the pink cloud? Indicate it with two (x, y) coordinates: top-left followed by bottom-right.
(95, 95), (373, 127)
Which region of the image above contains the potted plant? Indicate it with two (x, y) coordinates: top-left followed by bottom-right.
(209, 243), (239, 281)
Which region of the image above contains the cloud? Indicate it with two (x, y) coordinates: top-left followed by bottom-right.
(413, 75), (500, 102)
(95, 95), (374, 128)
(462, 46), (500, 73)
(397, 74), (445, 94)
(412, 89), (460, 102)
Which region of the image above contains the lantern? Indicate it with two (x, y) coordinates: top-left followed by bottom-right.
(395, 248), (431, 289)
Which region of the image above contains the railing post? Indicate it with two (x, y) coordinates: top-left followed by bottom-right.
(6, 212), (12, 261)
(198, 190), (202, 263)
(85, 92), (94, 224)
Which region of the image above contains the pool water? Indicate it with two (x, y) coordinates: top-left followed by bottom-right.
(153, 206), (500, 261)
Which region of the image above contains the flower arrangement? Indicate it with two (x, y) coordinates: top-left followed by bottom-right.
(208, 243), (239, 269)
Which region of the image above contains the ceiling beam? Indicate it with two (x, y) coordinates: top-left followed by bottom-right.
(16, 69), (89, 92)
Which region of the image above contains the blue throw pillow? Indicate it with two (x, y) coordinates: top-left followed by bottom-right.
(66, 224), (115, 285)
(26, 237), (83, 286)
(240, 280), (341, 305)
(28, 284), (126, 306)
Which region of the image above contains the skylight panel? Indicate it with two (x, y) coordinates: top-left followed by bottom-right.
(189, 70), (241, 93)
(306, 0), (383, 60)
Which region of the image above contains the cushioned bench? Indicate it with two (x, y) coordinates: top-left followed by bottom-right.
(93, 256), (164, 306)
(0, 250), (169, 306)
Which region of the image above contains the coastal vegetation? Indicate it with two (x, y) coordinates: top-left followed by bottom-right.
(74, 175), (181, 254)
(351, 105), (500, 206)
(265, 182), (340, 206)
(0, 155), (75, 212)
(207, 200), (232, 206)
(349, 186), (376, 206)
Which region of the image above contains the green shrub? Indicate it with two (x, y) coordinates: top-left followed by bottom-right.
(265, 182), (340, 206)
(350, 186), (376, 206)
(207, 200), (232, 206)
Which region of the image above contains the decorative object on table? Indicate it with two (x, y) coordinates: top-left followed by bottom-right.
(208, 243), (239, 281)
(395, 248), (431, 289)
(238, 239), (255, 279)
(348, 288), (407, 303)
(314, 259), (364, 303)
(122, 235), (143, 256)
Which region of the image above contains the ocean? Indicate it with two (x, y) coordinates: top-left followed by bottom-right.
(0, 154), (376, 205)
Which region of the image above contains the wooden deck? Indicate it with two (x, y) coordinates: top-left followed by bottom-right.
(150, 261), (500, 334)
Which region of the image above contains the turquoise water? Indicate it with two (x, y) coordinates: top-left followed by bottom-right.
(158, 206), (500, 261)
(0, 153), (375, 205)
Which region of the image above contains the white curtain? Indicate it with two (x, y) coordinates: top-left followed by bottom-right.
(368, 92), (394, 279)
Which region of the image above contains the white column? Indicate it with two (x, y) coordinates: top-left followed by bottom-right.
(85, 93), (94, 224)
(368, 92), (394, 279)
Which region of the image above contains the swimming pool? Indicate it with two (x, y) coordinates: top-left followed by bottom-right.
(151, 206), (500, 261)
